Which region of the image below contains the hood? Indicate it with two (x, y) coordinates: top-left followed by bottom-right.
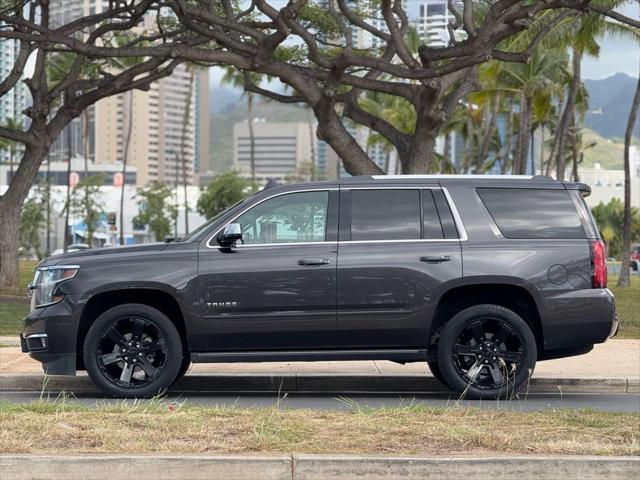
(42, 243), (170, 267)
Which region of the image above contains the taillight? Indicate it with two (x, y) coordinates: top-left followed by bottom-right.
(590, 239), (607, 288)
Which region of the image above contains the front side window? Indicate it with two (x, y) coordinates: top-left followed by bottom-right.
(235, 191), (329, 245)
(350, 189), (421, 241)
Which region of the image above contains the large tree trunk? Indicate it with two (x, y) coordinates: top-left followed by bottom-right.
(314, 99), (383, 176)
(0, 143), (49, 290)
(555, 47), (582, 181)
(617, 71), (640, 288)
(0, 199), (20, 292)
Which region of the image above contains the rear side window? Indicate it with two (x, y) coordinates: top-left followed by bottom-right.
(477, 188), (585, 239)
(350, 189), (421, 240)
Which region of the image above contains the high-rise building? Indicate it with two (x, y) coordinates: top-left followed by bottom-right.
(416, 0), (464, 47)
(47, 0), (210, 186)
(0, 39), (29, 164)
(233, 121), (313, 184)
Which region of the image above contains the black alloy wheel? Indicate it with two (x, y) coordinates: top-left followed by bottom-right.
(437, 304), (537, 399)
(84, 304), (182, 398)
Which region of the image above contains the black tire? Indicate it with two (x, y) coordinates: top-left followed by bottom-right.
(83, 303), (183, 398)
(427, 361), (449, 387)
(437, 304), (536, 400)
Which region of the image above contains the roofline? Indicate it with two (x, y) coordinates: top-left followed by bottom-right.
(370, 174), (550, 181)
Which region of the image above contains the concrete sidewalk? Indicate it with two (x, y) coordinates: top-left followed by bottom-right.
(2, 337), (638, 379)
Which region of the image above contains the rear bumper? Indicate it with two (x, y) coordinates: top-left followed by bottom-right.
(541, 288), (617, 352)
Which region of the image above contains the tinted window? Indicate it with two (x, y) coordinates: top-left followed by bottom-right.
(477, 188), (585, 239)
(422, 190), (444, 239)
(432, 189), (458, 238)
(236, 191), (328, 244)
(350, 190), (420, 240)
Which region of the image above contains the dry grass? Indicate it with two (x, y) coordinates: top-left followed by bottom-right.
(0, 398), (638, 456)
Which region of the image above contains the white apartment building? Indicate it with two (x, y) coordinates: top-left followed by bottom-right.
(233, 121), (314, 184)
(47, 0), (210, 186)
(416, 0), (464, 47)
(0, 38), (29, 164)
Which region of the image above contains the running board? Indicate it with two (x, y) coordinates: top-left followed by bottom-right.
(191, 349), (428, 364)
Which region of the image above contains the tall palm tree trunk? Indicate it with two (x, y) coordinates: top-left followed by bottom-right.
(119, 91), (134, 246)
(82, 110), (90, 246)
(247, 93), (256, 182)
(63, 128), (72, 251)
(617, 72), (640, 288)
(180, 66), (196, 236)
(515, 94), (531, 175)
(555, 48), (582, 181)
(306, 108), (316, 180)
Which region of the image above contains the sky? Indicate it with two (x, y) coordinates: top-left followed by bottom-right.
(582, 2), (640, 80)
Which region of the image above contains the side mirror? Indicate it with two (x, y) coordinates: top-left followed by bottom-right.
(217, 223), (242, 246)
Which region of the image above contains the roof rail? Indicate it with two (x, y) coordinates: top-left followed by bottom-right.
(369, 174), (554, 181)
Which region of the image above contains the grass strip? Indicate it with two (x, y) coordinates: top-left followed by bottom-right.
(0, 397), (638, 456)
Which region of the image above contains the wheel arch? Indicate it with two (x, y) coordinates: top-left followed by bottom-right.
(76, 287), (189, 370)
(429, 281), (544, 355)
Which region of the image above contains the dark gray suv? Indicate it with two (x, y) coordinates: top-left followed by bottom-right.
(21, 175), (617, 398)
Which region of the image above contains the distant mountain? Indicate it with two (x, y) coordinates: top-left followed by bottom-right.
(210, 86), (243, 114)
(584, 73), (640, 140)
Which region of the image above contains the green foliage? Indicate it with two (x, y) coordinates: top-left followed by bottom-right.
(64, 174), (106, 247)
(133, 182), (177, 242)
(19, 183), (47, 259)
(197, 172), (256, 220)
(297, 4), (340, 35)
(591, 198), (640, 258)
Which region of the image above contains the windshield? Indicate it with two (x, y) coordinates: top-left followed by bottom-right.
(179, 195), (255, 242)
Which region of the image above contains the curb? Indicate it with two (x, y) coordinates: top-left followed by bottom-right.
(1, 455), (638, 480)
(0, 373), (636, 394)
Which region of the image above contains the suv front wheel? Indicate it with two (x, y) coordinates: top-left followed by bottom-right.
(83, 303), (183, 398)
(437, 304), (536, 399)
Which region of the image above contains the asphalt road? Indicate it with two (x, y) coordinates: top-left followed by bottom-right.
(2, 391), (639, 412)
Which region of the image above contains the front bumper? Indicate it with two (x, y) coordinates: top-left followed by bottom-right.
(21, 295), (82, 376)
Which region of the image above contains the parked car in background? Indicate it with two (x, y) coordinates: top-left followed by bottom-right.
(630, 244), (640, 271)
(22, 175), (617, 399)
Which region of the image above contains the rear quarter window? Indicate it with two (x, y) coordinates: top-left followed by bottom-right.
(477, 188), (585, 239)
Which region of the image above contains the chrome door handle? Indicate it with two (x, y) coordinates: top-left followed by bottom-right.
(298, 258), (330, 266)
(420, 255), (451, 263)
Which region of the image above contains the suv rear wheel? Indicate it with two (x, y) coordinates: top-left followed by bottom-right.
(83, 303), (183, 398)
(437, 304), (536, 399)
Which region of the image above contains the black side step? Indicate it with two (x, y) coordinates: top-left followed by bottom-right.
(191, 349), (428, 364)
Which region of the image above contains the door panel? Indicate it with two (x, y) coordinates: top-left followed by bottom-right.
(336, 186), (462, 348)
(192, 189), (339, 352)
(196, 244), (337, 351)
(337, 241), (461, 348)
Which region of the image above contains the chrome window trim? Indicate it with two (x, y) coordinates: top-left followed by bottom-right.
(205, 188), (337, 249)
(441, 187), (468, 241)
(205, 185), (468, 248)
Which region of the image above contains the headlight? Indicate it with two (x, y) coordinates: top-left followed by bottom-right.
(29, 265), (79, 309)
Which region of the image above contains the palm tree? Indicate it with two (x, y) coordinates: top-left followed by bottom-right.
(618, 70), (640, 288)
(222, 68), (261, 182)
(179, 64), (196, 235)
(493, 49), (568, 174)
(119, 90), (134, 246)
